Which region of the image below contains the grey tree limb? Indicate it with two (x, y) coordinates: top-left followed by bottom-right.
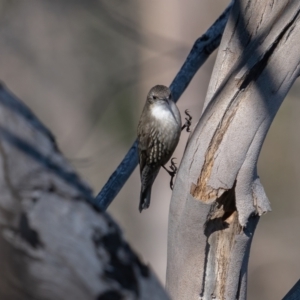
(0, 83), (169, 300)
(95, 1), (234, 210)
(166, 1), (300, 299)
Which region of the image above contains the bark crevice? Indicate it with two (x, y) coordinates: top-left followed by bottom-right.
(201, 182), (242, 300)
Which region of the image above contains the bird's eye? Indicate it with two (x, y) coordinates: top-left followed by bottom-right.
(152, 95), (157, 100)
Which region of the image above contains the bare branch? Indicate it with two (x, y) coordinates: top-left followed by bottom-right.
(95, 1), (234, 210)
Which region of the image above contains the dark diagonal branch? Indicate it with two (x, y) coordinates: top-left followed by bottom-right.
(95, 1), (233, 210)
(283, 280), (300, 300)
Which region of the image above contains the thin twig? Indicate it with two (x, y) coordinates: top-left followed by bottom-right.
(95, 1), (233, 210)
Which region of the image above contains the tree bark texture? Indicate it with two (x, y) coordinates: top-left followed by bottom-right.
(166, 1), (300, 299)
(0, 83), (169, 300)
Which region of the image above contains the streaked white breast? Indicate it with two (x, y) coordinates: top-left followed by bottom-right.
(151, 104), (178, 125)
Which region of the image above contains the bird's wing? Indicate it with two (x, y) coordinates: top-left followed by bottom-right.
(137, 119), (157, 174)
(137, 132), (151, 174)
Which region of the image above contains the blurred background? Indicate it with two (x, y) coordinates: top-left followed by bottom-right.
(0, 0), (299, 299)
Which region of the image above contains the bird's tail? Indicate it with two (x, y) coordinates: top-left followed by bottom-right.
(139, 185), (152, 213)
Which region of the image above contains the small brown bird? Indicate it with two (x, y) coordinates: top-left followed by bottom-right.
(137, 85), (182, 212)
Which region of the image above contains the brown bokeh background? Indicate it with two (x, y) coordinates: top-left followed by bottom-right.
(0, 1), (299, 299)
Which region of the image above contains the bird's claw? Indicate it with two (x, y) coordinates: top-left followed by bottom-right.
(169, 158), (177, 190)
(181, 109), (192, 132)
(163, 158), (177, 190)
(170, 158), (177, 172)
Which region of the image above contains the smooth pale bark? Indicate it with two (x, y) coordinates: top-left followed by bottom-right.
(0, 83), (169, 300)
(166, 1), (300, 299)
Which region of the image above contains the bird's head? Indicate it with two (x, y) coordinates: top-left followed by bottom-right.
(147, 85), (172, 105)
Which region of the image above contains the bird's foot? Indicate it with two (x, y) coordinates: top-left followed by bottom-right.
(162, 158), (177, 190)
(181, 109), (192, 132)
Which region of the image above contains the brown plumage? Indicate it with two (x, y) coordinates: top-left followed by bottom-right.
(137, 85), (181, 212)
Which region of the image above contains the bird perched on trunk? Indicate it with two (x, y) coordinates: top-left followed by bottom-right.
(137, 85), (182, 212)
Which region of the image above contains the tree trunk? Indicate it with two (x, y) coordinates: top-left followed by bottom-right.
(0, 83), (169, 300)
(166, 1), (300, 299)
